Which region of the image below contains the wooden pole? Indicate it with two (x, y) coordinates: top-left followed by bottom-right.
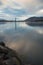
(15, 18), (16, 30)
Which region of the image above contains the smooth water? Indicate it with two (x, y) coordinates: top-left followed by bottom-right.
(0, 22), (43, 65)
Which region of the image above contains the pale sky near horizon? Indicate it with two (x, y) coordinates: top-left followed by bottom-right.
(0, 0), (43, 20)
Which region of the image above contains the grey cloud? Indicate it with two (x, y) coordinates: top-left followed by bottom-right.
(0, 0), (43, 20)
(0, 1), (3, 5)
(0, 27), (43, 65)
(37, 0), (43, 3)
(26, 0), (43, 16)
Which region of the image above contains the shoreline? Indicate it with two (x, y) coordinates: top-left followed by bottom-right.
(26, 22), (43, 26)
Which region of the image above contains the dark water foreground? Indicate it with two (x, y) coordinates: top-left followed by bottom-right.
(0, 42), (22, 65)
(0, 22), (43, 65)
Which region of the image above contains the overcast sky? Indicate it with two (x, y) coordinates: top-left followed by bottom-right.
(0, 0), (43, 20)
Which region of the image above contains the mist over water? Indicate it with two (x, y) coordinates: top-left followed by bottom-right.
(0, 22), (43, 65)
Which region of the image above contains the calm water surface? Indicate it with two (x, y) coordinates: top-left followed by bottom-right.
(0, 22), (43, 65)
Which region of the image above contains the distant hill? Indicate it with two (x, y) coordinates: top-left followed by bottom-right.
(25, 17), (43, 26)
(0, 20), (14, 22)
(0, 20), (24, 22)
(25, 17), (43, 22)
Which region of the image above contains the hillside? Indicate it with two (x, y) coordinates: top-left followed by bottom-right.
(25, 17), (43, 22)
(0, 20), (24, 22)
(25, 17), (43, 26)
(0, 20), (14, 22)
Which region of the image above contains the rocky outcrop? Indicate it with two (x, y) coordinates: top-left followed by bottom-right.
(0, 42), (22, 65)
(0, 42), (36, 65)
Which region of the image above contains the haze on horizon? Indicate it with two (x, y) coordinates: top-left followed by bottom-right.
(0, 0), (43, 20)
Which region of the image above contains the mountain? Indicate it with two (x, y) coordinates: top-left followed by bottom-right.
(25, 17), (43, 26)
(0, 20), (14, 22)
(0, 20), (24, 22)
(25, 17), (43, 22)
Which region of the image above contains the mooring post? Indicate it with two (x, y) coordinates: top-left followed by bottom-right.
(15, 18), (16, 30)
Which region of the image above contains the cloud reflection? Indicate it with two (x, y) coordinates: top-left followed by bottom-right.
(0, 22), (43, 65)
